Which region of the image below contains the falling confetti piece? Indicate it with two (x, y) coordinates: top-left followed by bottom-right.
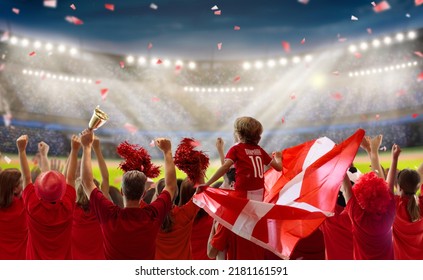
(354, 52), (362, 58)
(281, 41), (291, 53)
(124, 123), (138, 134)
(0, 64), (5, 71)
(396, 89), (406, 96)
(234, 25), (241, 31)
(281, 117), (285, 124)
(150, 3), (158, 10)
(415, 0), (423, 6)
(379, 146), (387, 151)
(214, 10), (221, 15)
(217, 42), (222, 50)
(211, 5), (219, 10)
(418, 72), (423, 81)
(1, 31), (9, 42)
(414, 51), (423, 58)
(373, 1), (391, 13)
(95, 80), (101, 84)
(375, 114), (380, 119)
(406, 13), (411, 18)
(367, 28), (372, 34)
(147, 42), (153, 49)
(412, 113), (419, 118)
(149, 140), (155, 147)
(298, 0), (309, 4)
(156, 59), (162, 64)
(332, 92), (343, 100)
(175, 65), (182, 74)
(12, 8), (20, 14)
(332, 71), (340, 75)
(371, 1), (376, 6)
(300, 38), (306, 44)
(105, 4), (115, 11)
(100, 88), (108, 100)
(65, 16), (84, 25)
(119, 61), (125, 68)
(44, 0), (57, 8)
(70, 3), (76, 10)
(233, 76), (241, 83)
(351, 15), (358, 21)
(290, 93), (296, 100)
(151, 97), (160, 102)
(4, 156), (11, 164)
(29, 51), (36, 57)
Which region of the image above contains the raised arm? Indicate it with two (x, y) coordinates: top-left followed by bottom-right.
(16, 135), (31, 188)
(216, 138), (226, 165)
(80, 129), (97, 198)
(205, 159), (233, 187)
(93, 136), (110, 200)
(38, 141), (50, 173)
(387, 144), (401, 194)
(66, 135), (81, 188)
(341, 173), (353, 203)
(155, 138), (177, 201)
(269, 151), (283, 172)
(361, 135), (385, 179)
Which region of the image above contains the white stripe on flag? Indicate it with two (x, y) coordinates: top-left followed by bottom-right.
(276, 172), (304, 205)
(302, 137), (335, 169)
(232, 200), (273, 239)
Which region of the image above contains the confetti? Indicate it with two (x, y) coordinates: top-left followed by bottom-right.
(147, 42), (153, 49)
(281, 117), (285, 124)
(373, 1), (391, 13)
(12, 8), (20, 14)
(65, 16), (84, 25)
(29, 51), (36, 57)
(367, 28), (372, 34)
(396, 89), (406, 96)
(4, 156), (11, 164)
(151, 97), (160, 102)
(1, 31), (9, 42)
(338, 37), (347, 42)
(156, 58), (162, 64)
(298, 0), (309, 4)
(214, 10), (221, 15)
(124, 123), (138, 134)
(351, 15), (358, 21)
(211, 5), (219, 10)
(371, 1), (376, 6)
(406, 13), (411, 18)
(379, 146), (387, 151)
(105, 4), (115, 11)
(375, 114), (380, 120)
(234, 25), (241, 31)
(44, 0), (57, 8)
(233, 76), (241, 83)
(100, 88), (108, 100)
(332, 71), (340, 75)
(217, 42), (222, 50)
(0, 64), (4, 71)
(95, 80), (102, 84)
(119, 61), (125, 68)
(414, 51), (423, 58)
(149, 140), (155, 147)
(418, 72), (423, 82)
(412, 113), (419, 118)
(150, 3), (158, 10)
(290, 93), (296, 100)
(332, 92), (343, 100)
(415, 0), (423, 6)
(301, 38), (306, 44)
(354, 52), (362, 58)
(70, 4), (76, 10)
(281, 41), (291, 53)
(175, 65), (182, 75)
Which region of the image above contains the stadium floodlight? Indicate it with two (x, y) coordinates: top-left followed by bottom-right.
(413, 61), (418, 66)
(292, 56), (301, 64)
(64, 76), (69, 81)
(22, 69), (27, 74)
(348, 45), (357, 53)
(304, 55), (313, 62)
(231, 88), (236, 92)
(58, 44), (66, 53)
(52, 74), (57, 79)
(378, 68), (382, 73)
(138, 56), (146, 65)
(384, 67), (389, 72)
(163, 59), (171, 68)
(126, 55), (135, 64)
(183, 87), (188, 91)
(58, 75), (63, 80)
(225, 88), (230, 92)
(220, 88), (224, 93)
(249, 86), (254, 91)
(401, 64), (406, 68)
(359, 42), (368, 51)
(267, 60), (276, 68)
(407, 31), (416, 40)
(34, 41), (42, 49)
(254, 61), (263, 69)
(348, 72), (352, 77)
(213, 88), (218, 92)
(372, 39), (381, 48)
(88, 79), (92, 83)
(395, 33), (404, 42)
(10, 36), (18, 45)
(279, 58), (288, 66)
(243, 87), (249, 91)
(237, 87), (243, 92)
(407, 62), (413, 67)
(383, 36), (392, 45)
(188, 61), (196, 70)
(175, 60), (184, 66)
(69, 48), (78, 56)
(242, 61), (251, 70)
(201, 88), (206, 92)
(389, 66), (394, 70)
(82, 78), (87, 83)
(45, 43), (53, 51)
(21, 38), (29, 47)
(28, 70), (33, 75)
(70, 76), (74, 81)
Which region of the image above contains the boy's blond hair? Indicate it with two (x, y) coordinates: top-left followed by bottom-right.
(234, 116), (263, 145)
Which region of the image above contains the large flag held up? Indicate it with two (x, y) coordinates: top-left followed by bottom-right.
(193, 129), (364, 259)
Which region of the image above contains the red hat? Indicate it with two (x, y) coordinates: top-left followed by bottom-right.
(34, 171), (67, 202)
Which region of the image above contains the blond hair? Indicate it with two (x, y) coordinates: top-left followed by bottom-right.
(234, 116), (263, 145)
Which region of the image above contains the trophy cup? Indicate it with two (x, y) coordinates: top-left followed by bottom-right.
(88, 105), (109, 130)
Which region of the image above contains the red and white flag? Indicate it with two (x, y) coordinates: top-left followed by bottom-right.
(194, 129), (364, 259)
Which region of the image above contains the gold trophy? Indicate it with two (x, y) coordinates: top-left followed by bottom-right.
(88, 105), (109, 130)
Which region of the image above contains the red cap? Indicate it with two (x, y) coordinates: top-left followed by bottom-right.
(34, 171), (67, 202)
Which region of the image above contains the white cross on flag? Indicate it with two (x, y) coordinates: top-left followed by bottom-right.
(194, 129), (364, 259)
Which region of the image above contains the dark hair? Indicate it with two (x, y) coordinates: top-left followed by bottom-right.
(226, 167), (236, 184)
(121, 170), (147, 201)
(142, 187), (156, 204)
(397, 169), (421, 222)
(178, 178), (196, 207)
(109, 186), (124, 208)
(0, 169), (22, 208)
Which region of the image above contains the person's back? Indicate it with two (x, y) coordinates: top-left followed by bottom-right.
(393, 169), (423, 259)
(0, 168), (27, 260)
(191, 210), (214, 260)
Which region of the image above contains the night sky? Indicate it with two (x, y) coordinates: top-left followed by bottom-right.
(0, 0), (422, 59)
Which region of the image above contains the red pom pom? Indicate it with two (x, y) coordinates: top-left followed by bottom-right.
(352, 172), (393, 214)
(174, 138), (209, 183)
(116, 141), (160, 178)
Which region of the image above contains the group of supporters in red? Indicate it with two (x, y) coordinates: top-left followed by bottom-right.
(0, 116), (423, 260)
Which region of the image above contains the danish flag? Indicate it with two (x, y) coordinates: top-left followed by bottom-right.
(194, 129), (364, 259)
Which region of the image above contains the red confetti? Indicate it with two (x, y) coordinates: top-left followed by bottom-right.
(174, 65), (182, 75)
(70, 4), (76, 10)
(100, 88), (108, 100)
(217, 42), (222, 50)
(95, 80), (102, 84)
(156, 59), (162, 64)
(65, 16), (84, 25)
(124, 123), (137, 134)
(233, 76), (241, 83)
(29, 51), (36, 57)
(174, 138), (209, 183)
(414, 51), (423, 58)
(12, 8), (20, 14)
(281, 117), (285, 124)
(418, 72), (423, 82)
(214, 10), (221, 15)
(298, 0), (309, 4)
(396, 89), (406, 97)
(290, 93), (296, 100)
(281, 41), (291, 53)
(375, 114), (380, 120)
(373, 1), (391, 13)
(332, 92), (343, 100)
(119, 61), (125, 68)
(44, 0), (57, 8)
(116, 141), (160, 178)
(147, 42), (153, 49)
(0, 64), (5, 71)
(151, 97), (160, 102)
(367, 28), (372, 34)
(416, 0), (423, 6)
(300, 38), (306, 44)
(234, 26), (241, 31)
(105, 4), (115, 11)
(412, 113), (419, 118)
(354, 52), (362, 58)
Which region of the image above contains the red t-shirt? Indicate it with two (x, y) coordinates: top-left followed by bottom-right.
(191, 213), (214, 260)
(90, 188), (172, 260)
(23, 183), (76, 260)
(290, 228), (325, 260)
(346, 194), (395, 260)
(319, 204), (353, 260)
(0, 196), (27, 260)
(211, 223), (264, 260)
(155, 199), (199, 260)
(71, 205), (105, 260)
(393, 195), (423, 260)
(226, 143), (272, 192)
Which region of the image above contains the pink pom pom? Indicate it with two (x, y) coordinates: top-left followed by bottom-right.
(116, 141), (160, 178)
(174, 138), (209, 183)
